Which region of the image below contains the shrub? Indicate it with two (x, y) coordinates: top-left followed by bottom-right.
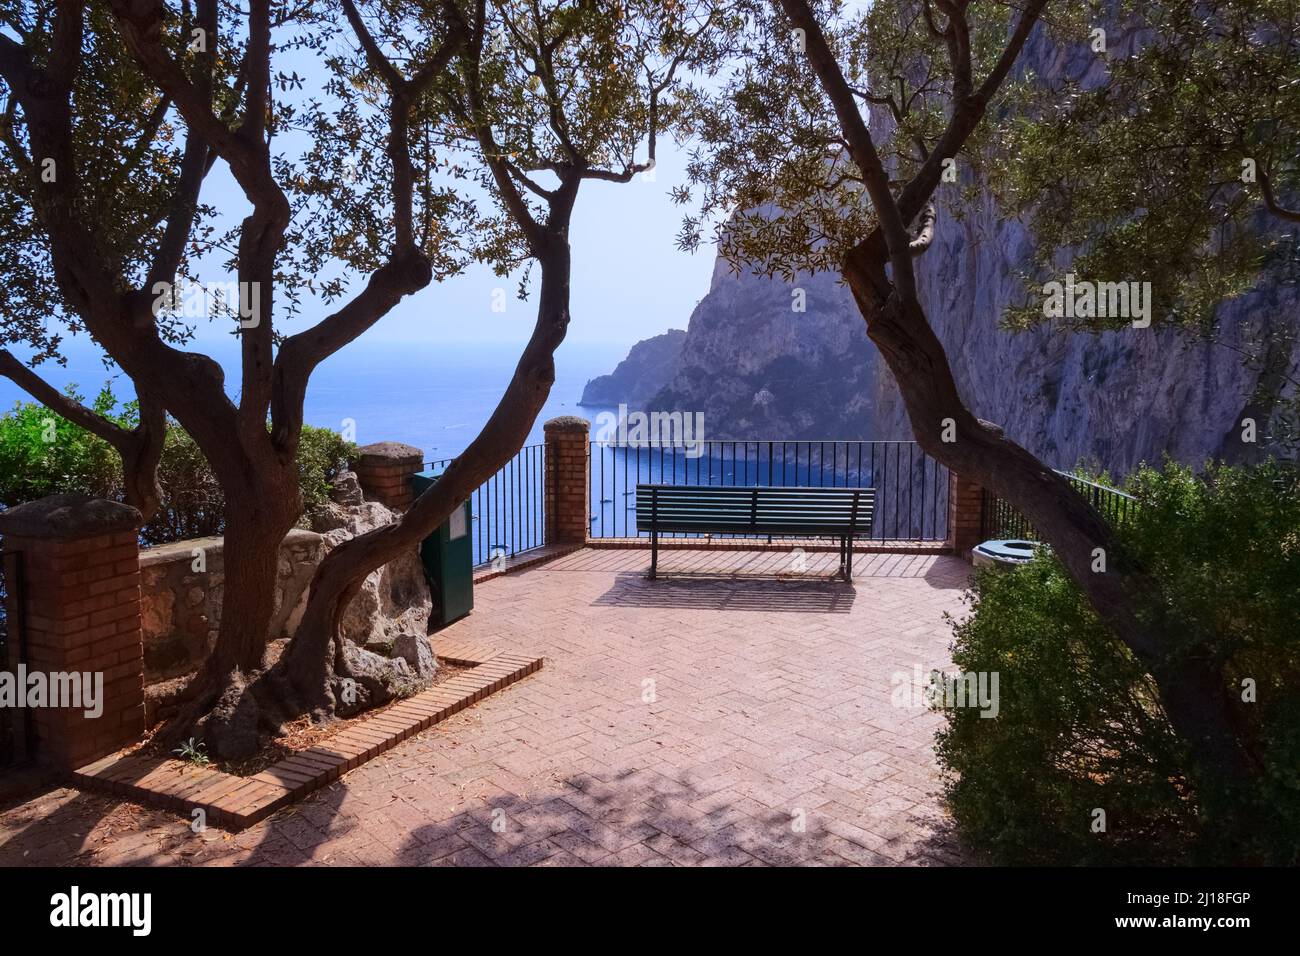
(0, 385), (357, 544)
(0, 385), (124, 506)
(938, 459), (1300, 865)
(145, 425), (226, 544)
(295, 424), (358, 517)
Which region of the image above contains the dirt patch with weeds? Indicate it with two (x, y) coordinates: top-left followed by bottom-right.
(142, 662), (473, 777)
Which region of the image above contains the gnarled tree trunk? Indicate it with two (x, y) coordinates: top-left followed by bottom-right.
(774, 0), (1256, 841)
(844, 237), (1254, 829)
(283, 226), (575, 716)
(156, 453), (303, 758)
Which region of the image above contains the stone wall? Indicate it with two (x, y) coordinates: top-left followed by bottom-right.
(139, 529), (323, 682)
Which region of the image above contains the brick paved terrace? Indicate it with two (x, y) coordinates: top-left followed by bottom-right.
(0, 547), (974, 866)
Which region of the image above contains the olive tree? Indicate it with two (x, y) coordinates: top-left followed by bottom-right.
(283, 0), (725, 715)
(676, 0), (1258, 828)
(0, 0), (472, 755)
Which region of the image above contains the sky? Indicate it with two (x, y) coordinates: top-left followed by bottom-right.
(411, 139), (716, 349)
(171, 134), (716, 354)
(0, 17), (723, 408)
(0, 136), (718, 413)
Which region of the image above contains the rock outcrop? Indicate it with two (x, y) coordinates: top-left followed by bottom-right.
(580, 328), (688, 409)
(645, 263), (883, 442)
(310, 480), (433, 651)
(141, 472), (436, 707)
(588, 32), (1300, 476)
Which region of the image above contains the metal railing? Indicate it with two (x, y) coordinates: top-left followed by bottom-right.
(0, 542), (21, 767)
(589, 440), (951, 541)
(424, 443), (546, 567)
(981, 472), (1138, 540)
(0, 540), (7, 650)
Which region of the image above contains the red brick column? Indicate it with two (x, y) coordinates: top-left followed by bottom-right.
(353, 441), (424, 511)
(946, 471), (986, 560)
(544, 416), (590, 545)
(0, 494), (145, 769)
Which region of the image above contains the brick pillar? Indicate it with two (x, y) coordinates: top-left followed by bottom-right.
(946, 471), (986, 560)
(353, 441), (424, 511)
(0, 494), (145, 769)
(544, 416), (590, 545)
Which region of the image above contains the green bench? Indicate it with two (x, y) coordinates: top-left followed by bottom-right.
(635, 484), (875, 581)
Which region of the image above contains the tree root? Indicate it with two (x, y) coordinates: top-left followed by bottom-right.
(152, 636), (434, 762)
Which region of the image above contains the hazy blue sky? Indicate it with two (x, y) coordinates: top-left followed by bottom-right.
(422, 138), (717, 349)
(0, 137), (716, 411)
(2, 33), (721, 410)
(171, 134), (716, 354)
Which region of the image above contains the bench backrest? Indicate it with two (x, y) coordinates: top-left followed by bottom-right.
(635, 484), (875, 537)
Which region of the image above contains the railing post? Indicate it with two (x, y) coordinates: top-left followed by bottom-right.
(0, 494), (145, 769)
(352, 441), (424, 512)
(946, 471), (986, 560)
(544, 416), (590, 545)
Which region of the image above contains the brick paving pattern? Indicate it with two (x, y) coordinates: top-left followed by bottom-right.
(0, 547), (974, 866)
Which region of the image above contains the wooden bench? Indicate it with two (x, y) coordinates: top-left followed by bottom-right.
(635, 484), (875, 581)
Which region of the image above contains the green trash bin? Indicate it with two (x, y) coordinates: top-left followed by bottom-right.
(411, 467), (474, 629)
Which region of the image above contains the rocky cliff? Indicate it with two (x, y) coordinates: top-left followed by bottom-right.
(580, 328), (687, 407)
(588, 30), (1300, 477)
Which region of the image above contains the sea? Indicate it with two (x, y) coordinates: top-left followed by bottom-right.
(0, 337), (948, 563)
(0, 337), (625, 462)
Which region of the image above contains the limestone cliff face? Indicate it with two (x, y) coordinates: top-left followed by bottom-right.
(645, 255), (882, 441)
(580, 328), (687, 407)
(892, 190), (1300, 474)
(590, 28), (1300, 476)
(614, 207), (1298, 476)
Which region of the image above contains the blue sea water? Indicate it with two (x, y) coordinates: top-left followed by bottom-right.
(0, 338), (628, 566)
(0, 338), (951, 561)
(0, 337), (624, 462)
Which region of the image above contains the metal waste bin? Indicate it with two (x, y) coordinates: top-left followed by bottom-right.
(972, 538), (1041, 569)
(411, 467), (474, 628)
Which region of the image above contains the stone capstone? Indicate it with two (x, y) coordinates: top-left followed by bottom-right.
(354, 441), (423, 467)
(0, 493), (141, 540)
(543, 415), (591, 433)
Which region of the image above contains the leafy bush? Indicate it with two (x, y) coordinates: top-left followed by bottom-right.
(295, 424), (358, 517)
(0, 385), (124, 505)
(0, 385), (357, 544)
(938, 459), (1300, 865)
(145, 425), (226, 544)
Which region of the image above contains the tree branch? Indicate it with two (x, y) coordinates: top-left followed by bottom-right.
(1259, 167), (1300, 223)
(777, 0), (916, 291)
(0, 349), (130, 443)
(108, 0), (286, 214)
(146, 0), (217, 291)
(455, 0), (548, 255)
(896, 0), (1048, 228)
(340, 0), (466, 250)
(271, 1), (467, 435)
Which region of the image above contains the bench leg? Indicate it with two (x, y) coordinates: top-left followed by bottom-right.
(649, 530), (658, 580)
(846, 538), (854, 582)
